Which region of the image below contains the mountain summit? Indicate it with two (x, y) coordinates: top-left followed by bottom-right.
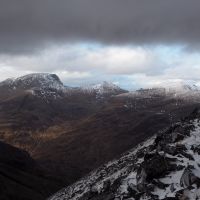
(0, 73), (65, 100)
(91, 81), (126, 94)
(0, 73), (64, 91)
(82, 81), (127, 98)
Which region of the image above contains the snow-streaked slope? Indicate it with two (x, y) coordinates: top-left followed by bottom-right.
(90, 81), (124, 94)
(0, 75), (127, 100)
(120, 82), (200, 102)
(163, 81), (200, 97)
(158, 80), (199, 92)
(81, 81), (127, 98)
(0, 73), (65, 100)
(49, 109), (200, 200)
(0, 73), (65, 90)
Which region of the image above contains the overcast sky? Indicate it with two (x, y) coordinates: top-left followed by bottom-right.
(1, 0), (200, 89)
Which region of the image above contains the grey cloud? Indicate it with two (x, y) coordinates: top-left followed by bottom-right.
(1, 0), (200, 54)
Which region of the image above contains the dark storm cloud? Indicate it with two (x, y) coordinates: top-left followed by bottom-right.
(1, 0), (200, 54)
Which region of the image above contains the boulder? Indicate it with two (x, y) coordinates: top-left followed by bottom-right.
(180, 166), (200, 188)
(136, 153), (171, 192)
(175, 188), (200, 200)
(142, 153), (170, 181)
(179, 151), (194, 161)
(152, 179), (169, 189)
(171, 132), (185, 143)
(193, 145), (200, 155)
(127, 183), (139, 196)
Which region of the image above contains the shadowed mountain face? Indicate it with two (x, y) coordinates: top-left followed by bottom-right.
(0, 73), (200, 199)
(0, 141), (62, 200)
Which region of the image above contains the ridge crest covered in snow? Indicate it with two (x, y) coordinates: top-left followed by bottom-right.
(0, 73), (64, 90)
(79, 81), (127, 99)
(0, 73), (65, 100)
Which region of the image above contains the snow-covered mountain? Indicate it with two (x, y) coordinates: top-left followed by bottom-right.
(2, 73), (200, 101)
(0, 73), (65, 90)
(0, 74), (128, 100)
(81, 81), (127, 99)
(0, 73), (65, 99)
(91, 81), (125, 94)
(120, 82), (200, 102)
(49, 109), (200, 200)
(162, 81), (200, 95)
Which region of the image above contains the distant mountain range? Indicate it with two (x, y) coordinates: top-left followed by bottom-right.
(0, 73), (126, 99)
(1, 73), (200, 199)
(1, 73), (200, 100)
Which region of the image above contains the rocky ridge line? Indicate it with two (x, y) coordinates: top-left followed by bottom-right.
(49, 108), (200, 200)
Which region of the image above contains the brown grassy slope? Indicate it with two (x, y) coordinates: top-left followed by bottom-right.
(34, 95), (200, 185)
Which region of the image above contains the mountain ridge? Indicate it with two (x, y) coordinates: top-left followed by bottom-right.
(1, 73), (200, 98)
(0, 73), (127, 100)
(0, 73), (64, 90)
(49, 108), (200, 200)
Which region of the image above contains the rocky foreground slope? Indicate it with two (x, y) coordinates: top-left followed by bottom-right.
(49, 108), (200, 200)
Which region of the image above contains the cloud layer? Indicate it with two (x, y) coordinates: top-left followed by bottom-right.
(1, 1), (200, 89)
(1, 0), (200, 53)
(0, 44), (200, 89)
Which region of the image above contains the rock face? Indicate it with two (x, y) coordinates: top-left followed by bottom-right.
(49, 109), (200, 200)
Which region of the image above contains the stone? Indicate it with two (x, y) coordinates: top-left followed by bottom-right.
(180, 166), (200, 188)
(142, 153), (170, 181)
(136, 152), (171, 192)
(152, 179), (169, 190)
(127, 183), (138, 196)
(193, 145), (200, 155)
